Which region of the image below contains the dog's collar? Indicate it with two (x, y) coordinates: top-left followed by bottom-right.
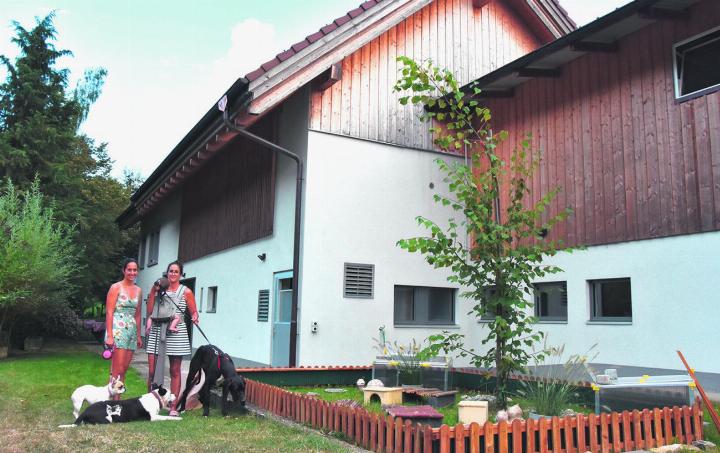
(151, 390), (164, 408)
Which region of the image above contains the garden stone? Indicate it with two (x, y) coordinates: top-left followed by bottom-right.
(324, 388), (346, 393)
(692, 440), (716, 450)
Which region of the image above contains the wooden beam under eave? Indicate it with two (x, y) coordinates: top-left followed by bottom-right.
(314, 62), (342, 92)
(475, 89), (515, 98)
(638, 6), (689, 20)
(571, 41), (619, 53)
(515, 67), (561, 78)
(472, 0), (491, 8)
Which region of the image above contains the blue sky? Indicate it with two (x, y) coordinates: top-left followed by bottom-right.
(0, 0), (631, 179)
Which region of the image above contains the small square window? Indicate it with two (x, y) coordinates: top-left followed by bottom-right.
(674, 26), (720, 100)
(147, 230), (160, 266)
(533, 282), (568, 322)
(138, 236), (146, 269)
(206, 286), (218, 313)
(394, 285), (455, 325)
(589, 278), (631, 322)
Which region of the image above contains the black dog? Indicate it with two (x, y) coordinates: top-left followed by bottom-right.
(176, 345), (245, 416)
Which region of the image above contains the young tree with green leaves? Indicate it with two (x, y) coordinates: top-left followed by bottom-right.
(0, 13), (139, 318)
(393, 57), (573, 407)
(0, 179), (77, 345)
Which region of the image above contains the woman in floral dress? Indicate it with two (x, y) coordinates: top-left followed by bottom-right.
(105, 258), (143, 398)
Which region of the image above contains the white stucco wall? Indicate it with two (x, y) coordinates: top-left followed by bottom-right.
(298, 131), (466, 366)
(135, 89), (309, 364)
(298, 130), (720, 374)
(530, 231), (720, 373)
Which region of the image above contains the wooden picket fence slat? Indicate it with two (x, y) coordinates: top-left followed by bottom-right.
(242, 379), (705, 453)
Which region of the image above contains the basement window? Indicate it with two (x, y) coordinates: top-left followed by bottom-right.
(589, 278), (632, 322)
(674, 25), (720, 100)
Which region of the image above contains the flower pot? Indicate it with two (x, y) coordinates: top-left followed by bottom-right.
(23, 336), (43, 352)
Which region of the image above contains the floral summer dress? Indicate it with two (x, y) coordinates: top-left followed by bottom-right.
(106, 285), (139, 350)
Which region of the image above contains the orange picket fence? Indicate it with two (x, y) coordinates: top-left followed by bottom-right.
(244, 379), (705, 453)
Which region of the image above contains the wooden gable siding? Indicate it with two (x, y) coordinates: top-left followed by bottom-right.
(309, 0), (541, 150)
(485, 0), (720, 248)
(178, 117), (276, 262)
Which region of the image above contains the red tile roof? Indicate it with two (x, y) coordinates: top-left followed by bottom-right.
(243, 0), (575, 85)
(244, 0), (386, 83)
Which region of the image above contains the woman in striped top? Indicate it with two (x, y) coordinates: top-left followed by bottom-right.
(145, 260), (199, 415)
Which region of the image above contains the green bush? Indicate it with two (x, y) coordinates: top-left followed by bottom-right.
(0, 179), (78, 343)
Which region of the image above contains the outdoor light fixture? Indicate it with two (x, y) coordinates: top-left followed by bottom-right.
(257, 253), (266, 262)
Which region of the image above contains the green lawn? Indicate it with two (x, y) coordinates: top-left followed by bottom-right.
(0, 341), (349, 452)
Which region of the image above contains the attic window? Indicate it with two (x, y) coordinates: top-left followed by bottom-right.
(343, 263), (374, 299)
(674, 26), (720, 100)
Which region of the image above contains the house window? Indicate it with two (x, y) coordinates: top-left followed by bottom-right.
(533, 282), (568, 322)
(589, 278), (631, 321)
(674, 26), (720, 99)
(343, 263), (374, 299)
(394, 285), (455, 325)
(206, 286), (218, 313)
(480, 286), (497, 321)
(147, 230), (160, 267)
(138, 236), (146, 269)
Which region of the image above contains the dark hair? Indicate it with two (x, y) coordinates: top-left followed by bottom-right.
(121, 257), (138, 272)
(166, 260), (184, 276)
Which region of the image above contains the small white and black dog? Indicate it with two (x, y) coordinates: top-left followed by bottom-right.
(70, 375), (126, 418)
(59, 386), (181, 427)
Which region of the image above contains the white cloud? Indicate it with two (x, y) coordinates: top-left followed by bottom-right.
(209, 18), (280, 90)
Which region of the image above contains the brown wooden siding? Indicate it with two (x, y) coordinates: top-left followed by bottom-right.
(178, 119), (276, 262)
(309, 0), (542, 150)
(485, 0), (720, 247)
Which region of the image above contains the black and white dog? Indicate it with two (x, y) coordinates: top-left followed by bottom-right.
(175, 345), (245, 416)
(59, 386), (180, 426)
(70, 375), (126, 418)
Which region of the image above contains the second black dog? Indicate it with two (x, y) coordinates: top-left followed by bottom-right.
(176, 344), (245, 416)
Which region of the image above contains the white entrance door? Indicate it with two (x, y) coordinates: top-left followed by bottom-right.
(271, 271), (293, 367)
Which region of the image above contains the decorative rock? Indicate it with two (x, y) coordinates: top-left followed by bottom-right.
(507, 404), (523, 420)
(356, 378), (366, 388)
(496, 409), (508, 422)
(460, 394), (497, 406)
(650, 444), (700, 452)
(561, 409), (576, 417)
(367, 379), (384, 387)
(692, 440), (717, 450)
(324, 388), (347, 393)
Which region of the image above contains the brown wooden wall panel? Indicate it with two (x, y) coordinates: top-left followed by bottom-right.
(484, 0), (720, 247)
(178, 119), (276, 262)
(309, 0), (542, 150)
